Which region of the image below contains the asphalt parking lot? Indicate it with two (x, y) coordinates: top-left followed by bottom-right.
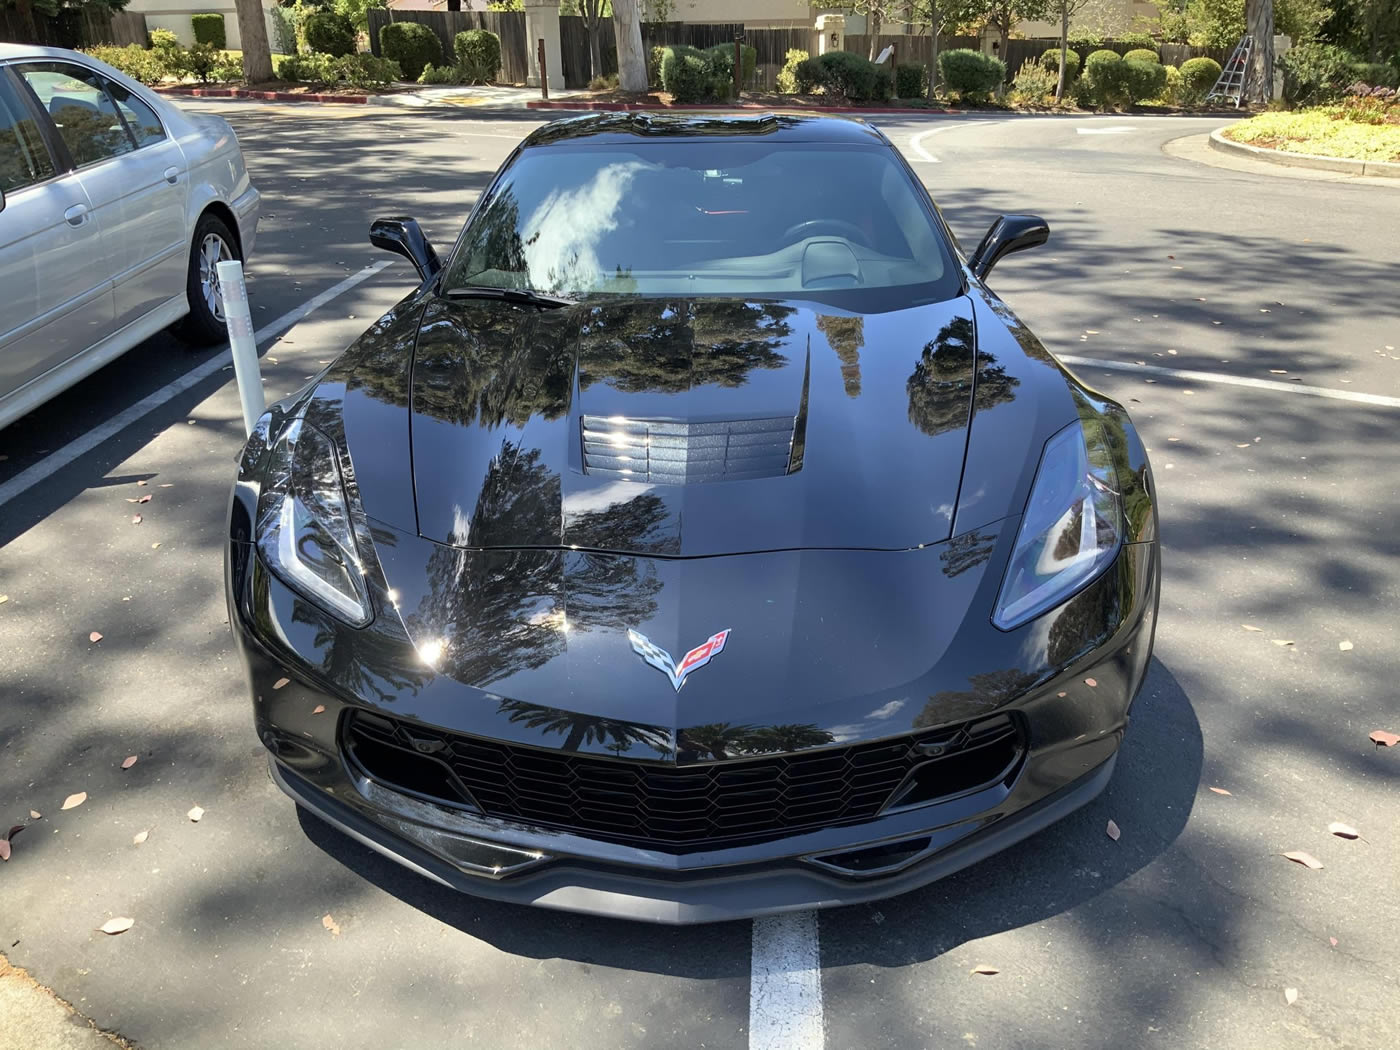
(1, 103), (1398, 1050)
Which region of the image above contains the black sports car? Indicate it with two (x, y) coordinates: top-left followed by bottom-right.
(226, 113), (1158, 924)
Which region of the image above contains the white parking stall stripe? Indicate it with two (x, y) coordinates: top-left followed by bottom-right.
(908, 122), (984, 163)
(0, 259), (395, 510)
(750, 911), (824, 1050)
(1056, 355), (1400, 409)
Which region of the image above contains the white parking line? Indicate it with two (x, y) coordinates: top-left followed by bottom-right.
(750, 911), (824, 1050)
(1057, 355), (1400, 409)
(908, 122), (977, 163)
(0, 259), (395, 510)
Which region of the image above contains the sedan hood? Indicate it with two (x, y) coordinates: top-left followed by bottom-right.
(408, 295), (980, 556)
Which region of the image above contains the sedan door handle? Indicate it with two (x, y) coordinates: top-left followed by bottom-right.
(163, 166), (180, 185)
(64, 204), (89, 227)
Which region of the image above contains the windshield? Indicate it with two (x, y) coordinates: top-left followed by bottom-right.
(442, 141), (960, 308)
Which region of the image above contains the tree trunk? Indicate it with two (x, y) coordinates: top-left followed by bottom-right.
(233, 0), (274, 84)
(928, 20), (940, 100)
(588, 25), (602, 82)
(612, 0), (648, 93)
(1245, 0), (1275, 105)
(868, 9), (882, 61)
(1055, 4), (1069, 101)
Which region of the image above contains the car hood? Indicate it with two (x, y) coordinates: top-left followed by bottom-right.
(407, 295), (981, 556)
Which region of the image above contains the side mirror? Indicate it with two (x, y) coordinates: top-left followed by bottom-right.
(969, 214), (1049, 280)
(369, 216), (441, 281)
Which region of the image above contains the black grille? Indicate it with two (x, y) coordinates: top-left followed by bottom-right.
(344, 711), (1023, 852)
(581, 415), (795, 484)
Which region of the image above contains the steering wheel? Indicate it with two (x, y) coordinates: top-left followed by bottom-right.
(781, 219), (871, 247)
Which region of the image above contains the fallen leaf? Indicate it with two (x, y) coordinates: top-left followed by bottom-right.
(61, 792), (87, 810)
(312, 705), (326, 714)
(1057, 691), (1067, 698)
(132, 829), (149, 845)
(1329, 937), (1338, 947)
(1282, 850), (1323, 870)
(121, 755), (138, 770)
(322, 913), (341, 936)
(1106, 819), (1121, 841)
(99, 917), (134, 935)
(151, 542), (161, 549)
(1328, 822), (1360, 840)
(1209, 787), (1232, 796)
(29, 810), (40, 820)
(1369, 730), (1399, 747)
(125, 497), (139, 503)
(89, 631), (103, 643)
(1241, 624), (1262, 632)
(273, 677), (290, 690)
(1284, 987), (1298, 1005)
(1236, 443), (1252, 448)
(970, 965), (999, 975)
(1338, 640), (1353, 652)
(1269, 369), (1288, 374)
(0, 594), (7, 604)
(137, 480), (147, 486)
(187, 805), (204, 822)
(159, 483), (173, 488)
(1271, 639), (1295, 647)
(130, 515), (142, 525)
(137, 494), (151, 504)
(0, 839), (9, 861)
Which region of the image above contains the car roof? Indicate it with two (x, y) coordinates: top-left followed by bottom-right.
(521, 112), (889, 149)
(0, 43), (84, 63)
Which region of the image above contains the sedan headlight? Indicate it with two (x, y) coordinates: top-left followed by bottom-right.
(993, 417), (1122, 630)
(256, 417), (372, 626)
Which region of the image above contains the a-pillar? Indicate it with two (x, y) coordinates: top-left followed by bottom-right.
(525, 0), (565, 93)
(815, 14), (844, 56)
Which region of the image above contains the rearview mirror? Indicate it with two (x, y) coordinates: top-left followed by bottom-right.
(969, 214), (1049, 280)
(369, 217), (441, 281)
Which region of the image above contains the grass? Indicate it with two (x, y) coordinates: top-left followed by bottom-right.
(1223, 107), (1400, 163)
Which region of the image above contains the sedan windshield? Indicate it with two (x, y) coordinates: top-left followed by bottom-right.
(443, 140), (960, 307)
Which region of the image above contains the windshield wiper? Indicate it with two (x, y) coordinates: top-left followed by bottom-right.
(442, 285), (577, 309)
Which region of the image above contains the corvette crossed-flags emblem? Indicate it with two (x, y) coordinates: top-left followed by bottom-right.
(627, 629), (731, 692)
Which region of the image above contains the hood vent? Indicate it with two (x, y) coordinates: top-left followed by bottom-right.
(581, 415), (796, 485)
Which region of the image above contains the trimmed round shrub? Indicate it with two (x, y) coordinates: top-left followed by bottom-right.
(1084, 49), (1129, 106)
(895, 62), (926, 99)
(304, 11), (356, 58)
(149, 28), (179, 51)
(817, 50), (879, 100)
(939, 48), (1004, 100)
(776, 47), (808, 93)
(793, 55), (824, 93)
(191, 13), (226, 50)
(660, 45), (711, 103)
(380, 21), (441, 82)
(1124, 48), (1159, 64)
(84, 44), (166, 84)
(455, 29), (501, 84)
(1124, 57), (1167, 102)
(1177, 56), (1221, 104)
(1040, 46), (1080, 82)
(872, 64), (893, 101)
(1281, 43), (1357, 105)
(704, 42), (756, 89)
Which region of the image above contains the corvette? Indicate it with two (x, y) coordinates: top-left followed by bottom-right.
(225, 113), (1159, 923)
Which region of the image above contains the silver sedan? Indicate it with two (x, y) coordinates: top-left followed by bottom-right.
(0, 43), (261, 430)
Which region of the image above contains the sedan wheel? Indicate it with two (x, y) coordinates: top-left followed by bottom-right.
(174, 212), (240, 346)
(199, 232), (234, 323)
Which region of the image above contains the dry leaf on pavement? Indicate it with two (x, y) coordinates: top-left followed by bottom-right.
(1084, 677), (1098, 687)
(0, 840), (9, 861)
(312, 705), (326, 714)
(187, 805), (204, 822)
(137, 494), (151, 503)
(130, 515), (141, 525)
(1106, 819), (1121, 841)
(1338, 640), (1353, 651)
(1329, 937), (1338, 947)
(322, 914), (341, 936)
(1282, 850), (1323, 869)
(1328, 822), (1360, 840)
(29, 810), (40, 819)
(133, 829), (149, 845)
(1271, 639), (1295, 647)
(1369, 730), (1399, 747)
(98, 917), (134, 935)
(1209, 787), (1232, 796)
(1284, 988), (1298, 1005)
(970, 965), (999, 975)
(88, 632), (102, 643)
(1241, 625), (1262, 632)
(273, 677), (290, 690)
(61, 792), (87, 810)
(121, 755), (138, 770)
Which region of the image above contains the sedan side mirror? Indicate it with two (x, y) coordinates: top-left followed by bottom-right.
(969, 214), (1049, 280)
(369, 217), (441, 281)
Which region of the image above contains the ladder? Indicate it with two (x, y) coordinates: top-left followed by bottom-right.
(1206, 35), (1253, 107)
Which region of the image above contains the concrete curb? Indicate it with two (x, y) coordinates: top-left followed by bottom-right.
(525, 100), (963, 115)
(1209, 127), (1400, 179)
(155, 86), (369, 104)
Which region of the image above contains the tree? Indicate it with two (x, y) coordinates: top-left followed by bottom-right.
(574, 0), (611, 81)
(984, 0), (1050, 61)
(1245, 0), (1274, 103)
(1054, 0), (1094, 100)
(612, 0), (647, 91)
(908, 0), (991, 96)
(232, 0), (273, 83)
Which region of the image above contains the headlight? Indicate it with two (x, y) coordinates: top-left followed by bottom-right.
(993, 417), (1122, 630)
(256, 418), (372, 626)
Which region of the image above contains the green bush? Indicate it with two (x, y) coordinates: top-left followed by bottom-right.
(703, 42), (757, 89)
(417, 63), (463, 85)
(647, 44), (665, 89)
(1123, 57), (1167, 102)
(1118, 32), (1156, 49)
(190, 13), (226, 50)
(149, 28), (179, 51)
(660, 45), (714, 102)
(1177, 56), (1221, 104)
(1350, 61), (1398, 89)
(777, 47), (808, 93)
(269, 6), (297, 55)
(84, 44), (166, 85)
(212, 52), (243, 83)
(1008, 59), (1058, 105)
(380, 21), (440, 82)
(1040, 46), (1080, 81)
(895, 62), (926, 99)
(304, 11), (356, 57)
(337, 53), (400, 90)
(1124, 48), (1159, 64)
(587, 72), (619, 91)
(175, 41), (221, 83)
(938, 48), (1004, 101)
(1163, 63), (1182, 103)
(817, 50), (880, 100)
(1084, 49), (1129, 106)
(1281, 43), (1358, 105)
(872, 64), (893, 100)
(454, 29), (500, 83)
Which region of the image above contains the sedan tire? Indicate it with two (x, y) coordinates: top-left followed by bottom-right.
(173, 212), (239, 346)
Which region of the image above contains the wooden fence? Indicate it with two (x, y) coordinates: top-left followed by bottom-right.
(367, 9), (531, 83)
(0, 7), (146, 48)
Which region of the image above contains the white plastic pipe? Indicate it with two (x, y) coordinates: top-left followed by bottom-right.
(217, 258), (263, 437)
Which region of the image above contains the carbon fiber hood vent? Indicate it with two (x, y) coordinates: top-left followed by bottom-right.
(581, 415), (797, 484)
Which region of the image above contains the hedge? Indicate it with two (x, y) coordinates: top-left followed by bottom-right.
(703, 42), (757, 89)
(1084, 49), (1128, 106)
(303, 11), (356, 58)
(895, 62), (925, 99)
(1177, 56), (1222, 104)
(455, 29), (500, 84)
(190, 13), (225, 51)
(380, 21), (440, 82)
(1124, 57), (1167, 101)
(939, 49), (1004, 100)
(1281, 42), (1360, 105)
(818, 50), (879, 99)
(1124, 48), (1159, 64)
(660, 45), (727, 103)
(1040, 47), (1080, 82)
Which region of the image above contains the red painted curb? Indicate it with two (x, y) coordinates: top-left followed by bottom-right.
(155, 86), (370, 104)
(525, 100), (963, 115)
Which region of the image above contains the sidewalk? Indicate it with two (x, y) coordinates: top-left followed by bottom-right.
(0, 957), (128, 1050)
